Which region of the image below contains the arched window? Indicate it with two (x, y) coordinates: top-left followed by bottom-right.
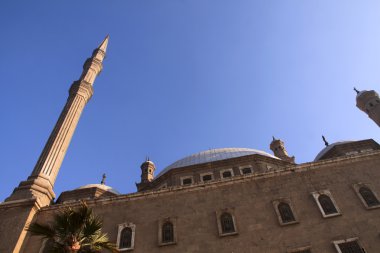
(278, 202), (295, 223)
(119, 227), (132, 249)
(359, 186), (380, 207)
(318, 194), (337, 215)
(221, 212), (235, 234)
(162, 221), (174, 243)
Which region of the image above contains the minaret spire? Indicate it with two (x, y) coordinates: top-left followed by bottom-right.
(6, 36), (109, 206)
(98, 35), (109, 52)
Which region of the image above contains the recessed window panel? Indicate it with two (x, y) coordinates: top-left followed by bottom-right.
(359, 186), (380, 207)
(222, 171), (232, 178)
(241, 167), (252, 174)
(203, 174), (212, 182)
(182, 178), (192, 185)
(337, 241), (365, 253)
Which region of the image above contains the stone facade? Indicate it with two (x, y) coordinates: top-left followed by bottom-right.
(22, 150), (380, 252)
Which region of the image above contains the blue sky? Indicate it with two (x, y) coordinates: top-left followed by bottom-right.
(0, 1), (379, 201)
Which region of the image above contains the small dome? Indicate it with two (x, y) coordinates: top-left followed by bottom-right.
(76, 184), (120, 195)
(141, 160), (155, 167)
(156, 148), (278, 178)
(314, 141), (354, 161)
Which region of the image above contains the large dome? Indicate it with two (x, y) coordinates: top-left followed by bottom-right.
(156, 148), (278, 177)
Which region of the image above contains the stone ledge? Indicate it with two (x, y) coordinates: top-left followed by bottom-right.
(41, 150), (380, 212)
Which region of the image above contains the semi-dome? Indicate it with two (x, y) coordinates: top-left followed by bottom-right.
(314, 141), (354, 161)
(156, 148), (278, 178)
(76, 184), (120, 195)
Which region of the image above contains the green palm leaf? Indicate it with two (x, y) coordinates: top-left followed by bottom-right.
(27, 201), (116, 253)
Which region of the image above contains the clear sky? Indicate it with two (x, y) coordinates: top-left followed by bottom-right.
(0, 1), (379, 201)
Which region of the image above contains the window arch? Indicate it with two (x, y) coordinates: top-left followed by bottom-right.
(221, 212), (235, 234)
(278, 202), (296, 223)
(318, 194), (338, 215)
(119, 227), (132, 249)
(359, 186), (380, 207)
(117, 223), (135, 250)
(162, 221), (174, 243)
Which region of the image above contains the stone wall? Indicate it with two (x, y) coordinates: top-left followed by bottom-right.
(24, 151), (380, 253)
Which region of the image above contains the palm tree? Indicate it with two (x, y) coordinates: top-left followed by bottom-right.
(27, 202), (116, 253)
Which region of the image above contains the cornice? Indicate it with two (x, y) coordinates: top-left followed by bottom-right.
(40, 150), (380, 212)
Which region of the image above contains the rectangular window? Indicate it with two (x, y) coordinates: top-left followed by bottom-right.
(180, 176), (193, 186)
(220, 168), (234, 179)
(241, 167), (252, 174)
(239, 166), (253, 175)
(203, 174), (212, 181)
(200, 172), (214, 183)
(334, 239), (365, 253)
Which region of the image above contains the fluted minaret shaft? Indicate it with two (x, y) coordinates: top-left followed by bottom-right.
(6, 36), (109, 205)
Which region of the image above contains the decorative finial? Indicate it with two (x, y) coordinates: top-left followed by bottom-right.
(145, 156), (150, 162)
(272, 136), (276, 141)
(101, 173), (106, 185)
(322, 135), (329, 147)
(354, 87), (360, 94)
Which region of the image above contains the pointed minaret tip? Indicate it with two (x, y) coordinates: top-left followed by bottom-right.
(98, 35), (109, 53)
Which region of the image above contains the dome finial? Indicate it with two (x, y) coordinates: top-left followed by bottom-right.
(354, 87), (360, 94)
(272, 136), (277, 141)
(100, 173), (106, 185)
(322, 135), (329, 147)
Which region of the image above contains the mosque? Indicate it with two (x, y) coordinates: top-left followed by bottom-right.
(0, 37), (380, 253)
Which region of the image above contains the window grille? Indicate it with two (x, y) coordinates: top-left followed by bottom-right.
(318, 194), (338, 215)
(119, 227), (132, 249)
(359, 186), (380, 207)
(221, 213), (235, 234)
(278, 202), (296, 223)
(241, 167), (252, 174)
(222, 171), (232, 178)
(182, 178), (192, 185)
(202, 174), (212, 182)
(162, 222), (174, 243)
(337, 241), (365, 253)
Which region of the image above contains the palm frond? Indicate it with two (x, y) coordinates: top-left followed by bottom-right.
(27, 222), (55, 239)
(28, 201), (115, 253)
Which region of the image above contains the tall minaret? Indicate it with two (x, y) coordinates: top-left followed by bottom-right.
(355, 88), (380, 127)
(5, 36), (109, 206)
(270, 137), (295, 163)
